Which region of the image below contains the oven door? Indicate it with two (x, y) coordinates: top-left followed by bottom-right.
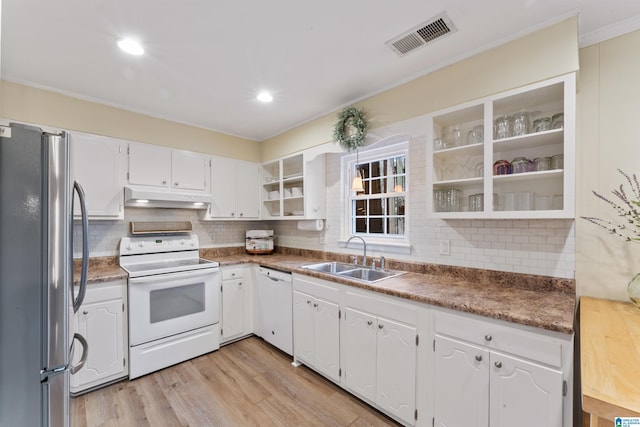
(128, 268), (220, 346)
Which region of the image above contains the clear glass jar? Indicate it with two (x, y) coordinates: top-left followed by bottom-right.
(552, 154), (564, 169)
(469, 193), (483, 212)
(511, 111), (530, 136)
(511, 157), (530, 174)
(494, 115), (511, 140)
(532, 117), (551, 132)
(533, 156), (552, 171)
(493, 159), (511, 175)
(551, 113), (564, 129)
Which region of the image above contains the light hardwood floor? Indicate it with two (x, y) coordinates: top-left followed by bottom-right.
(71, 336), (402, 427)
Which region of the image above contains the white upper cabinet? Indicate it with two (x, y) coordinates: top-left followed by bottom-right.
(70, 132), (126, 219)
(205, 157), (260, 220)
(127, 142), (209, 193)
(261, 150), (326, 220)
(171, 150), (209, 191)
(427, 73), (575, 218)
(128, 143), (171, 188)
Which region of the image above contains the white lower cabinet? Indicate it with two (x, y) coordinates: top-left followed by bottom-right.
(433, 309), (571, 427)
(292, 288), (340, 382)
(71, 280), (128, 394)
(342, 306), (417, 426)
(220, 266), (253, 344)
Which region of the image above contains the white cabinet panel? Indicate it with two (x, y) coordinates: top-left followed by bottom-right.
(292, 289), (340, 383)
(128, 143), (171, 188)
(434, 335), (489, 427)
(342, 307), (377, 402)
(71, 132), (125, 219)
(70, 280), (127, 394)
(221, 278), (245, 341)
(489, 351), (563, 427)
(207, 157), (260, 219)
(376, 316), (417, 425)
(171, 150), (208, 191)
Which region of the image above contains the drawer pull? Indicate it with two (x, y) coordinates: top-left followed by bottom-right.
(378, 324), (384, 329)
(475, 355), (482, 362)
(494, 361), (502, 368)
(484, 334), (492, 342)
(367, 320), (373, 326)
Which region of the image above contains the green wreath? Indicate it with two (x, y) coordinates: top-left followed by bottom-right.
(333, 106), (368, 152)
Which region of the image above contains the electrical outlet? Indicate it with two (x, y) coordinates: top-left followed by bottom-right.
(439, 240), (451, 256)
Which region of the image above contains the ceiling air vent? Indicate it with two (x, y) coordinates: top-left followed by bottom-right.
(386, 12), (457, 57)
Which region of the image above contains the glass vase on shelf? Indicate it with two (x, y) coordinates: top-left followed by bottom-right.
(628, 273), (640, 309)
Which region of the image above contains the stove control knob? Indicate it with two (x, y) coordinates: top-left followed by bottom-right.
(180, 239), (185, 245)
(138, 241), (144, 247)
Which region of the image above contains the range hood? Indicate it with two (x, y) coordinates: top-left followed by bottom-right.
(124, 187), (212, 209)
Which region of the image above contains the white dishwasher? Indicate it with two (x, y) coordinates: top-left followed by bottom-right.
(255, 266), (293, 355)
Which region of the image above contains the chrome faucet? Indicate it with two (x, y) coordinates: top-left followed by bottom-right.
(346, 235), (367, 266)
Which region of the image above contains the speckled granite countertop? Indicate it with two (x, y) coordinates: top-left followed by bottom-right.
(77, 248), (576, 335)
(202, 249), (576, 335)
(73, 257), (127, 285)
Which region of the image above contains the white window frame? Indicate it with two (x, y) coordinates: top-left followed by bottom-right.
(340, 140), (411, 254)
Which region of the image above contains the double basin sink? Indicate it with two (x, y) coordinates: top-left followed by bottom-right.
(301, 261), (404, 284)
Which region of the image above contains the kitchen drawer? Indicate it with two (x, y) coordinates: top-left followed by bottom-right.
(433, 309), (564, 368)
(76, 280), (126, 305)
(222, 267), (246, 281)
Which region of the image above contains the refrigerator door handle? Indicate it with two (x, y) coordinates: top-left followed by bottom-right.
(69, 333), (88, 375)
(71, 180), (89, 313)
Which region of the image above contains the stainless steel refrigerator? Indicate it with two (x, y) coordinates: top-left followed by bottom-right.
(0, 123), (89, 427)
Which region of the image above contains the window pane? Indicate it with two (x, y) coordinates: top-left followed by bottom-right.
(359, 163), (370, 179)
(369, 198), (384, 215)
(370, 179), (386, 195)
(369, 218), (384, 234)
(387, 217), (405, 235)
(355, 218), (367, 233)
(355, 199), (367, 216)
(387, 197), (405, 215)
(370, 160), (386, 178)
(391, 156), (406, 174)
(392, 176), (405, 192)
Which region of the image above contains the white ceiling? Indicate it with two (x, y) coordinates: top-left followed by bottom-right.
(2, 0), (640, 142)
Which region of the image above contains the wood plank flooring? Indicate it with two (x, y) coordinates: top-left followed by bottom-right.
(71, 336), (401, 427)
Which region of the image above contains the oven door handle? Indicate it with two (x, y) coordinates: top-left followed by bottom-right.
(128, 268), (219, 285)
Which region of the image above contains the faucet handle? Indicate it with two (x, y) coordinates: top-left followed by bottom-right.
(371, 258), (380, 270)
(349, 255), (358, 265)
(380, 256), (385, 270)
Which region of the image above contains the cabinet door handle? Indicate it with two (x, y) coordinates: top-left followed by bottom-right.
(313, 303), (318, 308)
(231, 212), (235, 216)
(494, 361), (502, 368)
(174, 182), (179, 186)
(306, 300), (311, 305)
(378, 324), (384, 329)
(367, 320), (373, 326)
(83, 310), (88, 315)
(238, 282), (243, 286)
(475, 355), (482, 362)
(484, 334), (492, 341)
(239, 213), (244, 217)
(162, 180), (167, 184)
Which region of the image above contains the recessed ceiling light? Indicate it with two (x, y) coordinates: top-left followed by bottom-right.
(117, 38), (144, 56)
(257, 91), (274, 103)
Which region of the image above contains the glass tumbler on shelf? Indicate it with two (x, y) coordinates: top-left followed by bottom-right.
(494, 115), (511, 139)
(534, 157), (552, 171)
(469, 193), (484, 212)
(533, 117), (551, 132)
(511, 157), (531, 174)
(466, 125), (484, 145)
(511, 111), (530, 136)
(552, 154), (564, 169)
(551, 113), (564, 129)
(493, 159), (511, 175)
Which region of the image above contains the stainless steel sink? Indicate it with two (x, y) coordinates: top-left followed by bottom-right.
(301, 261), (359, 274)
(337, 268), (404, 283)
(301, 262), (404, 283)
